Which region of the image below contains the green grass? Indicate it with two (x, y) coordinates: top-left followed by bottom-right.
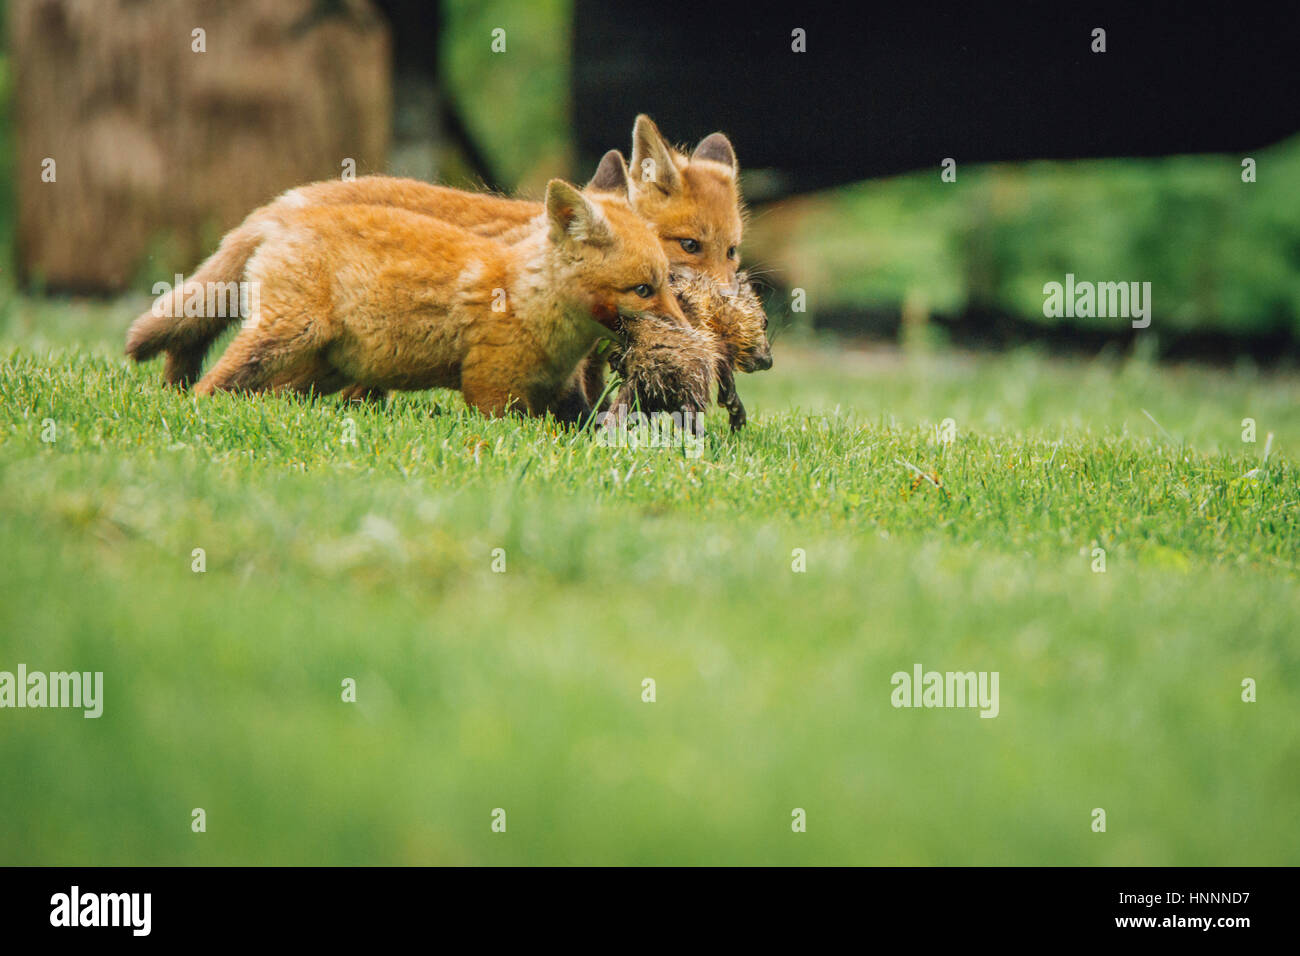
(1, 297), (1298, 865)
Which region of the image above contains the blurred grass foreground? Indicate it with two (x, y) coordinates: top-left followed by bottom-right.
(1, 302), (1298, 864)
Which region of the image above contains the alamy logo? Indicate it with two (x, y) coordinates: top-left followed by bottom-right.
(151, 274), (261, 327)
(50, 886), (150, 936)
(0, 665), (103, 718)
(594, 404), (705, 459)
(890, 663), (1000, 718)
(1043, 273), (1151, 328)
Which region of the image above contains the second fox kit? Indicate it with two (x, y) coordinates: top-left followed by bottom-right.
(188, 173), (685, 420)
(126, 116), (769, 421)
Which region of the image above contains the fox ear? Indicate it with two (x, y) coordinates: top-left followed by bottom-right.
(546, 179), (612, 245)
(692, 132), (737, 173)
(586, 149), (631, 196)
(629, 114), (681, 195)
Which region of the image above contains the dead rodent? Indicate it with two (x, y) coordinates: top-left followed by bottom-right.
(600, 269), (773, 432)
(673, 268), (771, 374)
(671, 268), (772, 429)
(604, 314), (717, 431)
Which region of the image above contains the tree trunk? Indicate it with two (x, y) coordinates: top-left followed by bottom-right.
(10, 0), (391, 293)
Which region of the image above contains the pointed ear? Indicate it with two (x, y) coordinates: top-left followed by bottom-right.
(629, 114), (681, 195)
(586, 149), (630, 196)
(546, 179), (612, 245)
(692, 132), (737, 173)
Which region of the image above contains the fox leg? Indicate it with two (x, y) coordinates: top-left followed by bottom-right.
(579, 350), (609, 409)
(130, 297), (242, 389)
(338, 383), (389, 404)
(124, 221), (266, 387)
(267, 356), (349, 397)
(460, 354), (529, 418)
(548, 380), (593, 425)
(159, 314), (262, 389)
(717, 361), (748, 429)
(194, 307), (329, 396)
(717, 363), (747, 430)
(162, 342), (208, 389)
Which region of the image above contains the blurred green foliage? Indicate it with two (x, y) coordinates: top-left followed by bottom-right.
(441, 0), (571, 191)
(781, 136), (1300, 336)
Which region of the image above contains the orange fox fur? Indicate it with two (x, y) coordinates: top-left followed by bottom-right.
(125, 115), (766, 416)
(189, 177), (686, 422)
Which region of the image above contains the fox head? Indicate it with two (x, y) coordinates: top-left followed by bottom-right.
(622, 115), (744, 289)
(545, 171), (686, 333)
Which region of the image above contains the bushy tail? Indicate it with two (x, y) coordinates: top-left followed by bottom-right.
(124, 219), (266, 387)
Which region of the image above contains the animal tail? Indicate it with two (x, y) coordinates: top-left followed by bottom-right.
(124, 218), (267, 387)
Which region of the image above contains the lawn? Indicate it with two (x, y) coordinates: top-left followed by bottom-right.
(1, 295), (1297, 865)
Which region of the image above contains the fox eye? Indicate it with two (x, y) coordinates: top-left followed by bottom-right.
(679, 239), (701, 254)
(632, 284), (655, 298)
(726, 246), (738, 260)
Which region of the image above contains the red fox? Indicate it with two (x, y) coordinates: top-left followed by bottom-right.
(125, 116), (768, 419)
(189, 174), (687, 422)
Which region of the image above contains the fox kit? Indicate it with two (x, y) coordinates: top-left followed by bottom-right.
(191, 175), (686, 421)
(125, 116), (768, 421)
